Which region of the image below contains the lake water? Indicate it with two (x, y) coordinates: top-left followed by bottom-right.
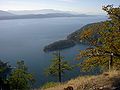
(0, 16), (107, 87)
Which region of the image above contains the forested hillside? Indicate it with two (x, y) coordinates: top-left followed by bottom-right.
(42, 5), (120, 90)
(44, 22), (105, 52)
(67, 22), (104, 44)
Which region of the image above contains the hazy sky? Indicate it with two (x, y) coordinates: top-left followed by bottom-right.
(0, 0), (119, 14)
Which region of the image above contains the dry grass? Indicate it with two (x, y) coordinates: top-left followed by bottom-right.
(40, 70), (120, 90)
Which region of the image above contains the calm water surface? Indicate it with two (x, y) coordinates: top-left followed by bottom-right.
(0, 16), (107, 87)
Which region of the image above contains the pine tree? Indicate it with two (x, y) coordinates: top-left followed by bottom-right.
(0, 60), (11, 90)
(77, 5), (120, 72)
(8, 60), (35, 90)
(45, 51), (72, 82)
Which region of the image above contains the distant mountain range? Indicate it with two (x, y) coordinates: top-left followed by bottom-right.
(8, 9), (80, 15)
(0, 10), (104, 20)
(0, 10), (15, 17)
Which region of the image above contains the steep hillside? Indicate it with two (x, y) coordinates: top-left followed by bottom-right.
(40, 70), (120, 90)
(67, 22), (104, 44)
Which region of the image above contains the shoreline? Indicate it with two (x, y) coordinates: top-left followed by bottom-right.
(43, 22), (103, 52)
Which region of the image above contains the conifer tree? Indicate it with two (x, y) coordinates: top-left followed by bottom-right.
(0, 60), (11, 90)
(77, 5), (120, 71)
(46, 51), (72, 82)
(8, 60), (35, 90)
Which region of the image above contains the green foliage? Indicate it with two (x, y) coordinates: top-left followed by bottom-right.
(0, 60), (11, 90)
(0, 60), (9, 74)
(8, 60), (35, 90)
(45, 51), (72, 82)
(77, 5), (120, 72)
(44, 40), (75, 52)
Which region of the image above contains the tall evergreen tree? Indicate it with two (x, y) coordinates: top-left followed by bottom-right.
(45, 51), (72, 82)
(8, 60), (35, 90)
(0, 60), (11, 90)
(77, 5), (120, 71)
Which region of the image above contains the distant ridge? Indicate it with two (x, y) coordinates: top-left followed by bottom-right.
(0, 10), (104, 20)
(0, 13), (92, 20)
(0, 10), (15, 17)
(8, 9), (80, 15)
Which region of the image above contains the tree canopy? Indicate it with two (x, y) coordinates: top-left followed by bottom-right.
(9, 60), (35, 90)
(77, 5), (120, 71)
(45, 51), (72, 82)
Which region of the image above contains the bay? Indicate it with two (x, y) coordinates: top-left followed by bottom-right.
(0, 16), (107, 87)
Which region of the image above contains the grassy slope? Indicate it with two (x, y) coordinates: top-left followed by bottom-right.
(40, 70), (120, 90)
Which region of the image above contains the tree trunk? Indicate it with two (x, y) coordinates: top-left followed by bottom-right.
(109, 53), (113, 71)
(58, 51), (61, 82)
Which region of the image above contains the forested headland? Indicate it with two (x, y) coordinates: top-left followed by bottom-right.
(44, 21), (105, 52)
